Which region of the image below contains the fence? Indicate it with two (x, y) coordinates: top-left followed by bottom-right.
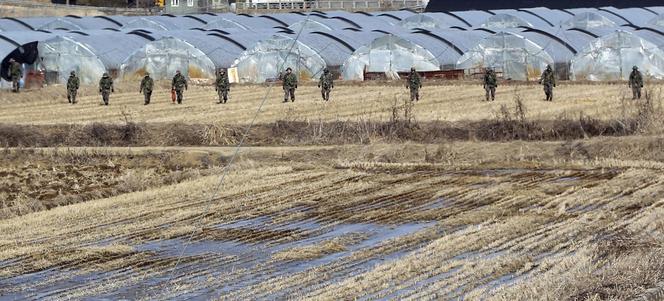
(0, 0), (155, 17)
(232, 0), (424, 12)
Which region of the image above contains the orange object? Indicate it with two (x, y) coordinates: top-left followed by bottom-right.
(171, 89), (176, 103)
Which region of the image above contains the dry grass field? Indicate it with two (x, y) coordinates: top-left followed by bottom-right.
(1, 81), (661, 125)
(1, 81), (664, 300)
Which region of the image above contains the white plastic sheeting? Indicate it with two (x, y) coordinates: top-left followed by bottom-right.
(122, 18), (175, 31)
(650, 14), (664, 28)
(562, 12), (617, 30)
(120, 37), (216, 81)
(456, 31), (554, 80)
(204, 18), (249, 31)
(38, 18), (84, 31)
(480, 14), (532, 30)
(231, 35), (326, 83)
(288, 19), (332, 32)
(571, 30), (664, 81)
(342, 34), (440, 81)
(398, 14), (443, 30)
(37, 36), (106, 84)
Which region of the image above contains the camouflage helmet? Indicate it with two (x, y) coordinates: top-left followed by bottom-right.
(102, 72), (109, 77)
(220, 69), (226, 74)
(323, 67), (329, 73)
(144, 72), (150, 77)
(633, 66), (638, 70)
(70, 71), (76, 76)
(411, 67), (416, 72)
(546, 65), (552, 70)
(176, 70), (181, 74)
(286, 67), (292, 72)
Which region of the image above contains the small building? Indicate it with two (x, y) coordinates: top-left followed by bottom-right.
(163, 0), (227, 14)
(163, 0), (201, 14)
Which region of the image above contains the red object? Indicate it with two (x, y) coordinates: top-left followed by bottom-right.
(363, 68), (466, 80)
(171, 89), (176, 103)
(25, 70), (45, 89)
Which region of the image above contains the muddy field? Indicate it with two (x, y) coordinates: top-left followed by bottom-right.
(1, 82), (664, 300)
(0, 149), (226, 219)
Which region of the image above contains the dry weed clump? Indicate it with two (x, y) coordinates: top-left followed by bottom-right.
(272, 233), (368, 261)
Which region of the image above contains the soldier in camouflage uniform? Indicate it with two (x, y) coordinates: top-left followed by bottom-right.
(317, 68), (334, 101)
(171, 70), (188, 104)
(406, 67), (422, 101)
(215, 69), (230, 104)
(66, 71), (79, 104)
(98, 72), (114, 106)
(8, 58), (22, 93)
(282, 67), (297, 103)
(539, 65), (556, 101)
(140, 73), (154, 105)
(629, 66), (644, 100)
(483, 67), (497, 101)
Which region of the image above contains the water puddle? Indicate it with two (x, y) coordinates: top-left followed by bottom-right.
(3, 218), (435, 300)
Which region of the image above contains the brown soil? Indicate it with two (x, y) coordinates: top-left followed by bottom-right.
(0, 149), (225, 219)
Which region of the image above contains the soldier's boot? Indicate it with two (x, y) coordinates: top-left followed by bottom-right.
(72, 94), (77, 104)
(68, 95), (72, 103)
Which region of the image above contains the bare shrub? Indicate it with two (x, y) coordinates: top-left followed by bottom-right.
(424, 144), (458, 163)
(162, 123), (205, 146)
(201, 123), (241, 145)
(555, 140), (591, 160)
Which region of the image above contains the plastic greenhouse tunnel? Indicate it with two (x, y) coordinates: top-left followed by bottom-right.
(571, 30), (664, 81)
(231, 34), (326, 83)
(120, 36), (216, 81)
(342, 34), (440, 81)
(456, 31), (554, 81)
